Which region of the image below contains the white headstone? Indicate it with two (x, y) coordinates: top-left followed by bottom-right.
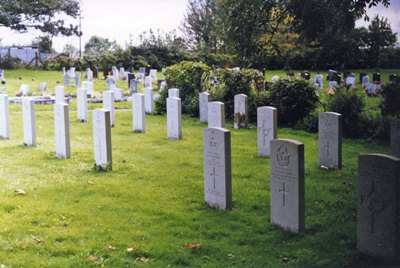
(362, 75), (369, 86)
(144, 88), (154, 114)
(77, 88), (88, 122)
(113, 88), (123, 101)
(358, 154), (400, 260)
(257, 106), (277, 157)
(328, 81), (337, 89)
(0, 94), (10, 139)
(234, 94), (248, 129)
(199, 92), (210, 123)
(270, 139), (305, 233)
(64, 74), (71, 86)
(167, 97), (182, 140)
(315, 74), (323, 89)
(203, 127), (232, 210)
(144, 76), (153, 88)
(74, 73), (81, 87)
(130, 79), (139, 95)
(62, 67), (66, 77)
(319, 112), (342, 169)
(20, 84), (29, 96)
(69, 67), (75, 78)
(168, 88), (179, 98)
(87, 70), (93, 81)
(208, 101), (225, 128)
(82, 81), (93, 95)
(54, 103), (71, 158)
(107, 77), (116, 90)
(132, 93), (145, 133)
(149, 69), (157, 81)
(39, 82), (47, 91)
(55, 85), (65, 104)
(112, 66), (119, 81)
(22, 98), (36, 146)
(93, 108), (112, 171)
(103, 90), (115, 127)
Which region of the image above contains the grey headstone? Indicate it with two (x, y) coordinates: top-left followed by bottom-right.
(270, 139), (305, 233)
(77, 88), (88, 122)
(22, 98), (36, 146)
(168, 88), (179, 98)
(74, 73), (81, 87)
(93, 109), (112, 171)
(144, 88), (154, 114)
(64, 74), (71, 86)
(0, 94), (10, 139)
(257, 106), (277, 157)
(132, 93), (145, 133)
(39, 82), (47, 91)
(234, 94), (248, 129)
(167, 97), (182, 140)
(358, 154), (400, 260)
(106, 77), (116, 90)
(103, 90), (115, 127)
(54, 103), (71, 158)
(55, 85), (65, 104)
(208, 101), (225, 128)
(203, 127), (232, 210)
(318, 112), (342, 169)
(199, 92), (210, 123)
(391, 120), (400, 158)
(129, 79), (139, 95)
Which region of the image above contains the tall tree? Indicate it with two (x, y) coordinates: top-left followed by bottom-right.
(0, 0), (80, 36)
(32, 36), (55, 53)
(84, 36), (116, 53)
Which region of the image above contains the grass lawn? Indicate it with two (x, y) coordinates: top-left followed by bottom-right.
(0, 69), (396, 267)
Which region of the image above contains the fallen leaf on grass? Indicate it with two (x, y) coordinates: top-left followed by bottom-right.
(185, 243), (201, 249)
(108, 245), (117, 251)
(15, 189), (26, 195)
(227, 253), (235, 259)
(87, 181), (94, 185)
(136, 257), (150, 263)
(279, 255), (289, 262)
(32, 236), (42, 244)
(127, 247), (139, 253)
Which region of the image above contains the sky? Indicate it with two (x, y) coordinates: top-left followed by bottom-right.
(0, 0), (399, 52)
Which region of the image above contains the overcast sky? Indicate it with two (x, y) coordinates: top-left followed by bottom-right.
(0, 0), (398, 52)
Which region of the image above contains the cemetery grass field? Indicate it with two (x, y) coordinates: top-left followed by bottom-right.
(0, 69), (396, 267)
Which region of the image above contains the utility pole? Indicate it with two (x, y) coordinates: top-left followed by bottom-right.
(79, 2), (83, 58)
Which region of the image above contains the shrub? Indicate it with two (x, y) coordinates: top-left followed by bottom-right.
(268, 78), (319, 126)
(155, 61), (210, 116)
(324, 86), (366, 138)
(380, 81), (400, 117)
(212, 68), (265, 121)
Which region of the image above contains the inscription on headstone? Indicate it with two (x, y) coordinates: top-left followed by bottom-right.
(167, 97), (182, 140)
(208, 101), (225, 128)
(257, 106), (277, 157)
(358, 154), (400, 260)
(0, 94), (10, 139)
(168, 88), (179, 98)
(234, 94), (248, 129)
(203, 127), (232, 210)
(93, 109), (112, 171)
(270, 139), (305, 233)
(54, 103), (71, 158)
(132, 93), (145, 133)
(319, 112), (342, 169)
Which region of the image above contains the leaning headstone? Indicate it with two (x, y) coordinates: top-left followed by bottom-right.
(203, 127), (232, 210)
(54, 103), (71, 158)
(0, 94), (10, 139)
(74, 73), (81, 87)
(144, 88), (154, 114)
(319, 112), (342, 169)
(257, 106), (277, 157)
(168, 88), (179, 98)
(234, 94), (248, 129)
(39, 82), (47, 91)
(77, 88), (88, 122)
(103, 90), (115, 127)
(270, 139), (305, 233)
(92, 109), (112, 171)
(357, 154), (400, 260)
(167, 97), (182, 140)
(55, 85), (65, 104)
(199, 92), (210, 123)
(82, 81), (93, 95)
(20, 84), (29, 96)
(391, 120), (400, 158)
(208, 101), (225, 128)
(132, 93), (145, 133)
(22, 98), (36, 146)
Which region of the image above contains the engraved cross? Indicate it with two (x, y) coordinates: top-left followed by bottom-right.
(279, 182), (289, 207)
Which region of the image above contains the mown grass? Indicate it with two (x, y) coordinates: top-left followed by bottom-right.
(0, 69), (395, 267)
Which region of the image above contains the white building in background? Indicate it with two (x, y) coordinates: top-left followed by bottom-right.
(0, 46), (39, 63)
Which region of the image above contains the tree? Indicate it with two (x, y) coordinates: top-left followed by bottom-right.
(84, 36), (116, 53)
(367, 15), (397, 67)
(32, 36), (55, 53)
(0, 0), (80, 36)
(63, 44), (78, 55)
